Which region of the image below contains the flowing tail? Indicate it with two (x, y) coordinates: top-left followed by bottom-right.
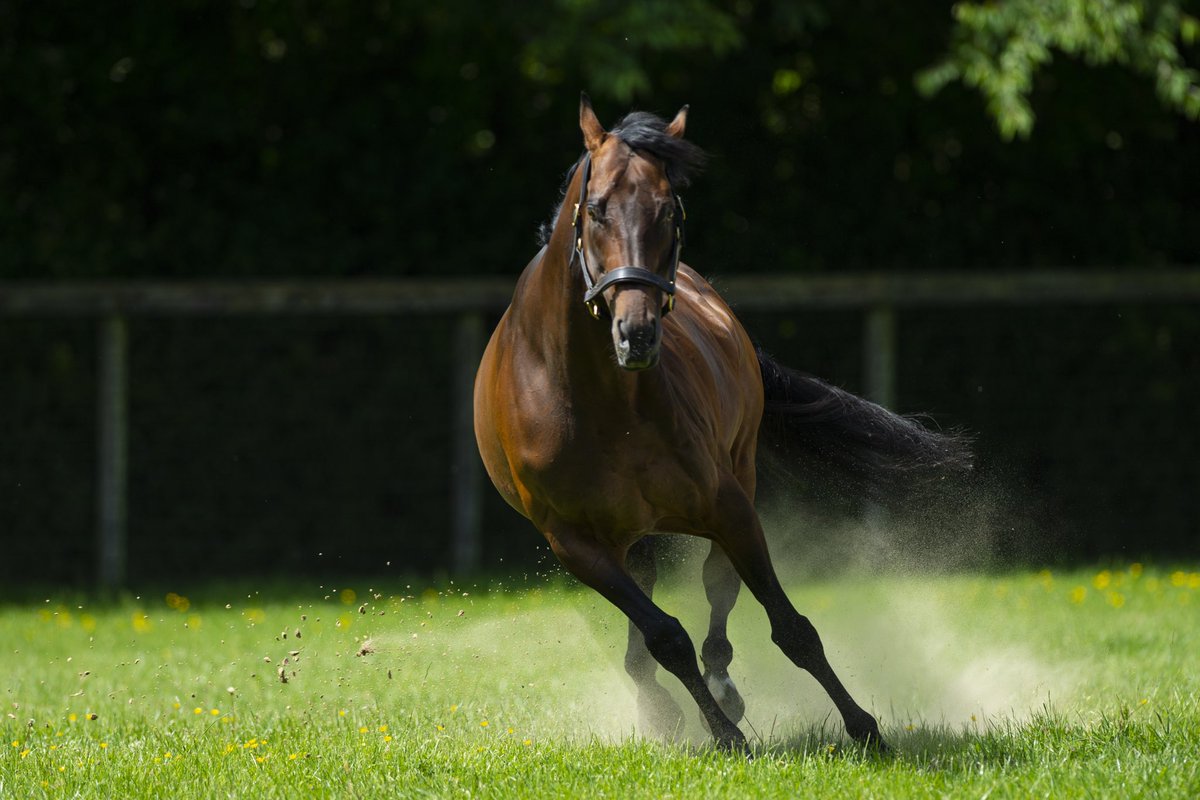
(756, 348), (973, 499)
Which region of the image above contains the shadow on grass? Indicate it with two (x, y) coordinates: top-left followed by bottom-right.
(742, 705), (1185, 774)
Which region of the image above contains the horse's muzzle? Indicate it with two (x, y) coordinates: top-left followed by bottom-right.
(614, 317), (661, 371)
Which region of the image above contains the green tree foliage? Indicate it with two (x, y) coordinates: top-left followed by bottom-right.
(919, 0), (1200, 139)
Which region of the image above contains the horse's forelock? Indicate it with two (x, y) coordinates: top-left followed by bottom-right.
(610, 111), (707, 188)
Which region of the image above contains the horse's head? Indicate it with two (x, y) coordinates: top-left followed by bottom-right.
(576, 95), (698, 371)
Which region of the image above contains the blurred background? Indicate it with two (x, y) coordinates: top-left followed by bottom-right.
(1, 0), (1197, 587)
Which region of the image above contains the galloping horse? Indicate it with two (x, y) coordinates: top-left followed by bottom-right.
(474, 96), (970, 750)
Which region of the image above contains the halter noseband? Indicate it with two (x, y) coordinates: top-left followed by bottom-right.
(570, 152), (685, 319)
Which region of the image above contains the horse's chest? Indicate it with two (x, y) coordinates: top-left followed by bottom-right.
(509, 405), (708, 531)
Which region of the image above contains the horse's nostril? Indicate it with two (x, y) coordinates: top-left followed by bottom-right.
(616, 318), (630, 344)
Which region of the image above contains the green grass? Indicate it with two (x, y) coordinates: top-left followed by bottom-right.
(2, 564), (1198, 798)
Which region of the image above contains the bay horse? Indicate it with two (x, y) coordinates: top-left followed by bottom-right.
(473, 95), (970, 751)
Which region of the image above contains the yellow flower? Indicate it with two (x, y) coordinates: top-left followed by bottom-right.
(450, 705), (458, 713)
(378, 724), (388, 732)
(338, 710), (346, 717)
(522, 739), (532, 746)
(480, 720), (489, 728)
(383, 735), (392, 742)
(1093, 570), (1111, 590)
(289, 753), (298, 760)
(10, 741), (18, 748)
(20, 749), (30, 759)
(68, 713), (77, 723)
(58, 765), (66, 772)
(1069, 586), (1087, 604)
(359, 726), (368, 734)
(210, 709), (220, 716)
(100, 743), (108, 749)
(436, 725), (445, 731)
(1129, 563), (1143, 578)
(194, 707), (203, 715)
(1107, 592), (1126, 609)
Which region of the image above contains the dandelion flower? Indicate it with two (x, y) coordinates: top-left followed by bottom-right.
(194, 707), (203, 715)
(480, 720), (489, 728)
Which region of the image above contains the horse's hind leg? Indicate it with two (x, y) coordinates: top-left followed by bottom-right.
(547, 528), (746, 750)
(709, 476), (887, 749)
(624, 537), (685, 737)
(701, 543), (746, 724)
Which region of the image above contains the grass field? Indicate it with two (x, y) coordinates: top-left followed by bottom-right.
(2, 562), (1198, 798)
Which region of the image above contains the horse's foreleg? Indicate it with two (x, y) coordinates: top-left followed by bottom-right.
(700, 542), (746, 724)
(624, 537), (685, 737)
(546, 529), (746, 750)
(708, 477), (887, 750)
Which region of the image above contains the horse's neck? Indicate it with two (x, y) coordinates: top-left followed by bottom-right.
(513, 232), (641, 402)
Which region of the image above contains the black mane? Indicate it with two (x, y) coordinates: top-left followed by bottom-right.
(536, 110), (707, 246)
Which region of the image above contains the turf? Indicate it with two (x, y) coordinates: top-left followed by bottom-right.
(2, 564), (1198, 798)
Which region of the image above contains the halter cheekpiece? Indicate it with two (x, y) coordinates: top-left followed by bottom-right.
(570, 152), (685, 319)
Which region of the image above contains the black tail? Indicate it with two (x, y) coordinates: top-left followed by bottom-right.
(756, 348), (973, 500)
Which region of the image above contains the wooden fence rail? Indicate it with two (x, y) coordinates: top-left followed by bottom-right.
(3, 270), (1198, 588)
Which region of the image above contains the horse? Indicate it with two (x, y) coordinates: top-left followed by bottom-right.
(473, 95), (971, 751)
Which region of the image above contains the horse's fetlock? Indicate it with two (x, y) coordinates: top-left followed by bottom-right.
(701, 636), (734, 671)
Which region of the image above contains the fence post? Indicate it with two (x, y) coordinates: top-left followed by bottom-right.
(451, 312), (486, 574)
(97, 314), (129, 590)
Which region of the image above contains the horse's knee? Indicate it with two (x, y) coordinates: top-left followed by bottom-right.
(642, 616), (697, 676)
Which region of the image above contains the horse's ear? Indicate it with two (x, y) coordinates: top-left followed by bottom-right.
(580, 92), (607, 152)
(666, 104), (689, 139)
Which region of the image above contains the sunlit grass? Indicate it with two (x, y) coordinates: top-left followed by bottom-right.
(1, 564), (1198, 798)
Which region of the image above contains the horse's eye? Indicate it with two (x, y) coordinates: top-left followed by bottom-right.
(587, 205), (602, 223)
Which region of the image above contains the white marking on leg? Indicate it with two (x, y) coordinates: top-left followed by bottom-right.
(705, 672), (737, 704)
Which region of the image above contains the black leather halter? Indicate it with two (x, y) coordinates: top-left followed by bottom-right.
(570, 152), (685, 319)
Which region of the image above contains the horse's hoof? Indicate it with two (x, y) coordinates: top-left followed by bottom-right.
(714, 726), (749, 756)
(846, 714), (890, 755)
(703, 670), (746, 724)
